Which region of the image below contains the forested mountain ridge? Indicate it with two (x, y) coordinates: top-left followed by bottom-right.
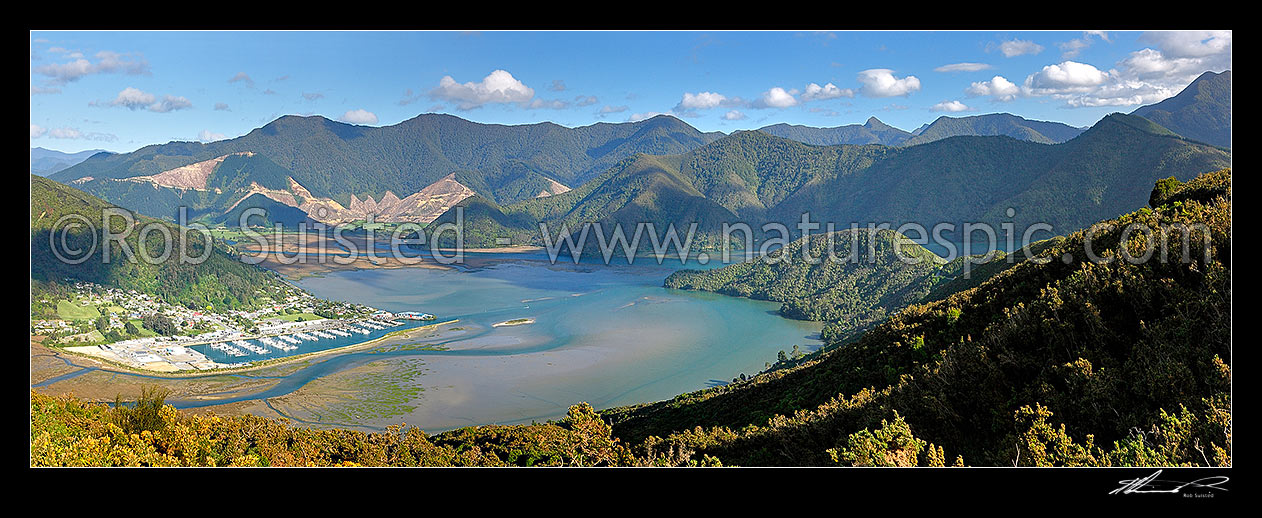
(1132, 70), (1231, 148)
(603, 169), (1231, 467)
(900, 113), (1085, 146)
(429, 113), (1230, 249)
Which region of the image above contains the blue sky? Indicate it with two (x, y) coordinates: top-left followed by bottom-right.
(30, 30), (1232, 154)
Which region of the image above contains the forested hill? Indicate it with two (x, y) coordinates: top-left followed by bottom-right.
(664, 229), (946, 339)
(1132, 70), (1232, 148)
(428, 113), (1230, 249)
(605, 169), (1231, 467)
(49, 113), (723, 206)
(30, 175), (290, 312)
(900, 113), (1085, 146)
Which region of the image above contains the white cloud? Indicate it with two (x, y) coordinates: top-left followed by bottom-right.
(800, 82), (853, 101)
(1024, 61), (1109, 93)
(754, 87), (798, 108)
(100, 87), (192, 113)
(214, 102), (230, 111)
(857, 69), (921, 98)
(934, 62), (993, 73)
(109, 86), (155, 109)
(228, 72), (254, 87)
(526, 98), (569, 110)
(48, 127), (83, 139)
(429, 69), (535, 110)
(627, 111), (671, 122)
(965, 75), (1021, 101)
(677, 91), (730, 110)
(998, 39), (1044, 58)
(1140, 30), (1231, 58)
(1019, 35), (1229, 109)
(148, 96), (192, 113)
(302, 92), (324, 101)
(1030, 31), (1233, 109)
(30, 84), (60, 95)
(197, 130), (227, 142)
(30, 125), (116, 141)
(1059, 39), (1090, 59)
(575, 95), (598, 107)
(1059, 31), (1110, 59)
(722, 110), (747, 121)
(339, 109), (379, 125)
(549, 80), (567, 92)
(1061, 81), (1178, 108)
(597, 105), (628, 117)
(1086, 31), (1110, 42)
(930, 100), (970, 112)
(33, 50), (149, 84)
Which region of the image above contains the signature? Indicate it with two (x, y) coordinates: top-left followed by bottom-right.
(1110, 470), (1229, 495)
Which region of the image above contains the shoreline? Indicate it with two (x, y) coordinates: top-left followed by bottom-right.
(37, 319), (461, 380)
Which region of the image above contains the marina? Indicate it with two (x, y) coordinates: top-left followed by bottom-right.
(64, 317), (416, 372)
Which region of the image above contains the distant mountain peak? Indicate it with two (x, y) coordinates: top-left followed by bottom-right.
(1130, 69), (1231, 148)
(863, 117), (899, 132)
(902, 112), (1086, 146)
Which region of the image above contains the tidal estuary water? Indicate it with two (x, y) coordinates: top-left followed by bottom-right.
(280, 254), (822, 429)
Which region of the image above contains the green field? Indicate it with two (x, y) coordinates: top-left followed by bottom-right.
(128, 319), (158, 337)
(56, 300), (101, 321)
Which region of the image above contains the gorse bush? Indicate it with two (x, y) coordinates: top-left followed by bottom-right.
(110, 386), (171, 435)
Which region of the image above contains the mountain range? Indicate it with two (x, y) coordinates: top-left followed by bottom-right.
(430, 112), (1229, 249)
(30, 147), (112, 177)
(758, 113), (1086, 148)
(49, 113), (723, 224)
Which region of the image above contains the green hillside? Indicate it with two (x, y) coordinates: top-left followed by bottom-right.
(901, 113), (1085, 146)
(30, 175), (291, 312)
(1132, 70), (1232, 148)
(603, 169), (1231, 467)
